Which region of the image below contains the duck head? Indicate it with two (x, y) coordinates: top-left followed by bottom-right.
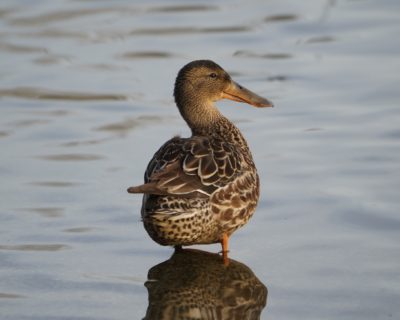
(174, 60), (273, 109)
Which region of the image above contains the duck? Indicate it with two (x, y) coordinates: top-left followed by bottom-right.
(128, 60), (273, 263)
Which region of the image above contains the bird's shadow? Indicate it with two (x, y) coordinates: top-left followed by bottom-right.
(143, 249), (268, 320)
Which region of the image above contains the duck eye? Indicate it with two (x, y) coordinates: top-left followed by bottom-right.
(209, 73), (217, 78)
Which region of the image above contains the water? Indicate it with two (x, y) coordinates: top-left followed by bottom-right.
(1, 0), (399, 319)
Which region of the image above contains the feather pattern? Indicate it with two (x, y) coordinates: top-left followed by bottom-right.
(127, 60), (272, 248)
(133, 135), (244, 198)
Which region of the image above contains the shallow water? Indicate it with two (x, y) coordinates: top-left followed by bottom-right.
(1, 0), (400, 319)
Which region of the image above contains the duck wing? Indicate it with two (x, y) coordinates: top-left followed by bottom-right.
(127, 136), (242, 198)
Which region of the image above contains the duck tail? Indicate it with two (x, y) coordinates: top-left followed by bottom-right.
(127, 183), (165, 195)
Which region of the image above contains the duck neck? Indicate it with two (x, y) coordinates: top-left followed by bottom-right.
(175, 92), (221, 134)
(175, 95), (250, 150)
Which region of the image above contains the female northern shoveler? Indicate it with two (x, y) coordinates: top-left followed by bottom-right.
(128, 60), (273, 262)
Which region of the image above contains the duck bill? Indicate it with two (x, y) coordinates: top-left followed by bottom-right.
(222, 81), (273, 108)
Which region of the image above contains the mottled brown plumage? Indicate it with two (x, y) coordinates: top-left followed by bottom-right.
(128, 60), (273, 258)
(143, 249), (268, 320)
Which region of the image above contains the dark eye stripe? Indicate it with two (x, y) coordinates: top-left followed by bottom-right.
(209, 73), (217, 78)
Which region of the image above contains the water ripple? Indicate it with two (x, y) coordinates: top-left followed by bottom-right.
(0, 244), (69, 251)
(22, 207), (64, 218)
(95, 116), (167, 135)
(148, 5), (218, 13)
(234, 50), (292, 59)
(0, 87), (128, 101)
(0, 42), (47, 54)
(264, 14), (298, 23)
(305, 35), (336, 43)
(0, 293), (25, 299)
(37, 153), (104, 161)
(129, 25), (251, 36)
(33, 54), (73, 65)
(63, 227), (96, 233)
(27, 181), (81, 188)
(9, 8), (126, 26)
(0, 131), (10, 138)
(119, 51), (175, 59)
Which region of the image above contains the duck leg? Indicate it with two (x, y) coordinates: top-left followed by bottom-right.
(174, 245), (183, 253)
(221, 233), (230, 266)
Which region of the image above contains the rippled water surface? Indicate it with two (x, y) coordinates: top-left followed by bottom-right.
(1, 0), (399, 319)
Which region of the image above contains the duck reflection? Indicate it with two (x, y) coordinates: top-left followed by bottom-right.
(143, 249), (267, 320)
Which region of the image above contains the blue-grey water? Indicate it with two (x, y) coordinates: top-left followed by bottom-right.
(1, 0), (399, 319)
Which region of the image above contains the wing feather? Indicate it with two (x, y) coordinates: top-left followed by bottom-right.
(127, 135), (243, 197)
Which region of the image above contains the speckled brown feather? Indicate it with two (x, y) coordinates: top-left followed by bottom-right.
(131, 120), (260, 246)
(127, 60), (272, 248)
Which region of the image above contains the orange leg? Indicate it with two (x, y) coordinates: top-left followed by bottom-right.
(221, 233), (230, 266)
